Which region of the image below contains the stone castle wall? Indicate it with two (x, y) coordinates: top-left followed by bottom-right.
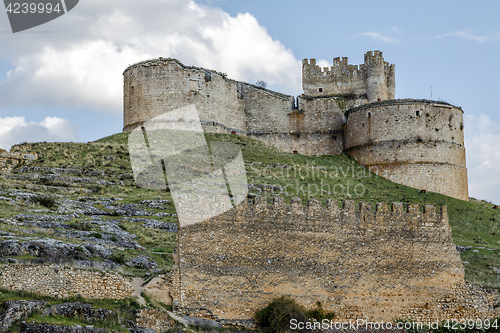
(0, 265), (134, 299)
(123, 53), (469, 201)
(344, 100), (468, 201)
(172, 197), (491, 322)
(302, 51), (395, 102)
(123, 58), (366, 156)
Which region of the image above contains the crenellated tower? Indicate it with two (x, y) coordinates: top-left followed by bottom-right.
(302, 50), (395, 102)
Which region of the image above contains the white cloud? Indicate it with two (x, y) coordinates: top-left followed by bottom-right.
(0, 116), (79, 150)
(316, 59), (331, 70)
(0, 0), (301, 113)
(436, 29), (500, 43)
(464, 114), (500, 204)
(354, 32), (398, 43)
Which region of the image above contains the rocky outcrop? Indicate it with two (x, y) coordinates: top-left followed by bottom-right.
(0, 300), (47, 332)
(0, 149), (37, 174)
(42, 303), (115, 321)
(0, 301), (121, 332)
(19, 323), (104, 333)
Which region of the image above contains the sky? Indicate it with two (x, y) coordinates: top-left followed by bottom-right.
(0, 0), (499, 204)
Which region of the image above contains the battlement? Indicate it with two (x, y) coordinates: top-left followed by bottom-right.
(249, 196), (446, 216)
(178, 196), (451, 243)
(226, 197), (450, 236)
(302, 50), (395, 102)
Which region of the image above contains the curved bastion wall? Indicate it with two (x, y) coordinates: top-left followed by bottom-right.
(344, 100), (468, 201)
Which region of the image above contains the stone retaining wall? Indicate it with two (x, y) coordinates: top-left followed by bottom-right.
(0, 265), (134, 299)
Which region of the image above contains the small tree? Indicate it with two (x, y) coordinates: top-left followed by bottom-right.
(255, 80), (267, 88)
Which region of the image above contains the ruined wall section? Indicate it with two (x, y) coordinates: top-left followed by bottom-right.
(0, 149), (37, 174)
(123, 58), (246, 133)
(344, 100), (468, 201)
(124, 59), (300, 153)
(124, 58), (371, 156)
(302, 51), (395, 102)
(173, 197), (492, 322)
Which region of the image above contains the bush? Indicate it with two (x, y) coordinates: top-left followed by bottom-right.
(255, 296), (308, 333)
(90, 186), (102, 194)
(69, 222), (92, 231)
(110, 253), (126, 265)
(30, 194), (57, 209)
(306, 301), (334, 322)
(255, 297), (335, 333)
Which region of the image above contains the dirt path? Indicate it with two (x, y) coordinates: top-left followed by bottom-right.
(131, 277), (146, 306)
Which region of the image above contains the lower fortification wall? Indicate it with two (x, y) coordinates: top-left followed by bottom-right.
(0, 264), (134, 299)
(173, 197), (494, 322)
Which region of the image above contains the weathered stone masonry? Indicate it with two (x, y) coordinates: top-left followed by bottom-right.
(123, 51), (469, 201)
(171, 197), (494, 322)
(302, 50), (395, 102)
(0, 265), (134, 299)
(0, 148), (37, 174)
(344, 100), (468, 201)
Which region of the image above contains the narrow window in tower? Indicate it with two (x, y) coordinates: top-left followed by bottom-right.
(319, 88), (323, 93)
(416, 110), (420, 116)
(367, 112), (371, 118)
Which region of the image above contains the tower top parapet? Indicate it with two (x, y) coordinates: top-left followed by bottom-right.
(302, 50), (395, 102)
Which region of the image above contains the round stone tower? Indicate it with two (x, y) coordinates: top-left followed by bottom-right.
(364, 51), (389, 102)
(344, 99), (469, 201)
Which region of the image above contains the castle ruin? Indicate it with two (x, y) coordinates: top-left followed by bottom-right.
(120, 53), (494, 322)
(123, 51), (468, 201)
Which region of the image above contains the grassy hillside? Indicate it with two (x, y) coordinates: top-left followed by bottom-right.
(3, 132), (500, 288)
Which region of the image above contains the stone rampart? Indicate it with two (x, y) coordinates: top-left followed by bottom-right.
(0, 265), (134, 299)
(172, 197), (492, 322)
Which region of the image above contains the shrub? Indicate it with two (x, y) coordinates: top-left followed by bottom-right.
(110, 253), (126, 265)
(255, 297), (335, 333)
(69, 222), (92, 231)
(306, 301), (334, 322)
(255, 296), (308, 333)
(31, 194), (57, 209)
(90, 186), (102, 194)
